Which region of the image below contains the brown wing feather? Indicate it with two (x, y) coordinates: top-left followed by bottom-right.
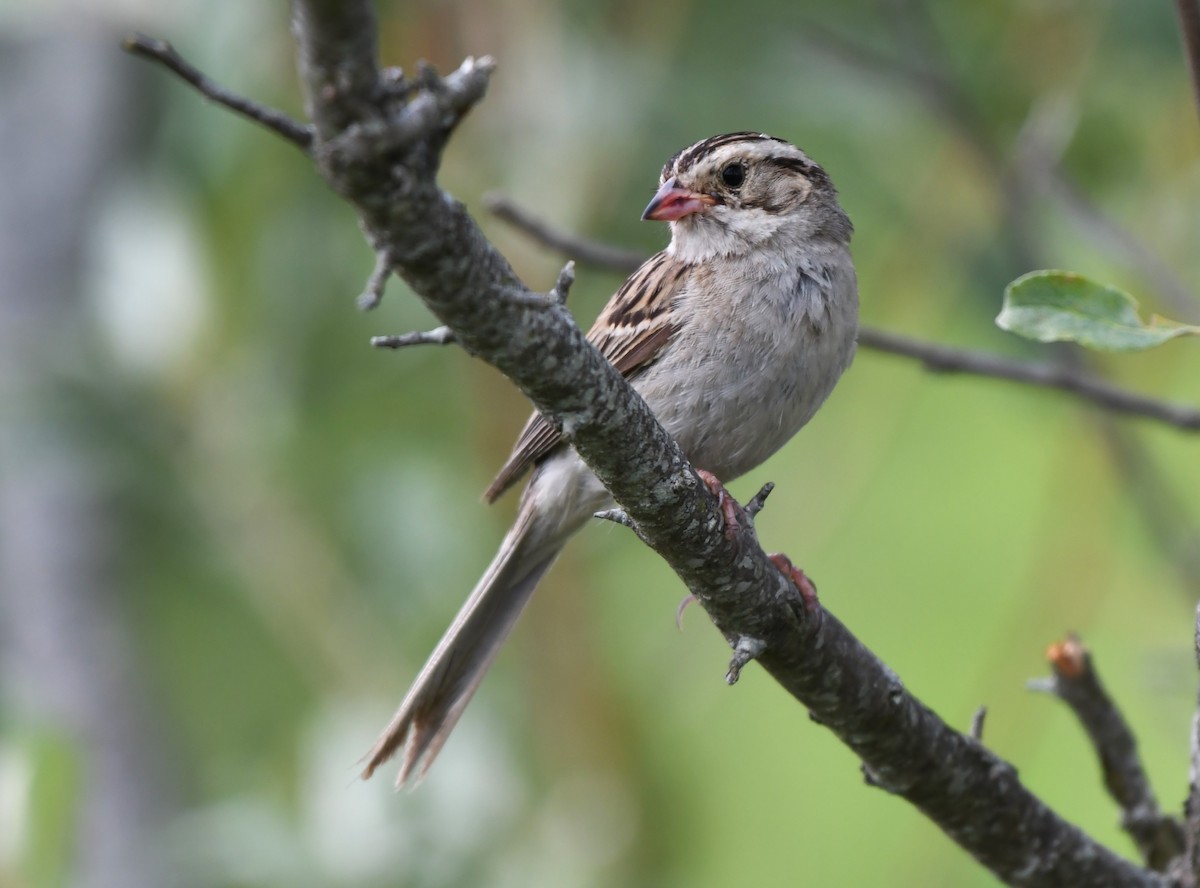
(482, 252), (690, 503)
(482, 414), (562, 503)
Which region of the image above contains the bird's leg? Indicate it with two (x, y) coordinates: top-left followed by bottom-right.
(695, 469), (745, 542)
(769, 552), (820, 614)
(695, 470), (818, 614)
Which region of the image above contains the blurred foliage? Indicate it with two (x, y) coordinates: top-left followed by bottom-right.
(2, 0), (1200, 886)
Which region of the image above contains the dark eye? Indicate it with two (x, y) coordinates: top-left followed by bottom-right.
(721, 162), (745, 189)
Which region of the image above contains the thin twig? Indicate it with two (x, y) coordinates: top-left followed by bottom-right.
(859, 328), (1200, 431)
(485, 195), (1200, 433)
(358, 249), (393, 310)
(484, 194), (644, 274)
(725, 635), (766, 685)
(970, 706), (987, 742)
(1185, 604), (1200, 881)
(594, 508), (636, 530)
(550, 261), (575, 305)
(122, 33), (314, 151)
(745, 482), (775, 519)
(371, 326), (455, 349)
(1176, 0), (1200, 125)
(1034, 635), (1185, 870)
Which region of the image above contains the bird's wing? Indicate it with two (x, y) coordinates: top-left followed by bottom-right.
(483, 251), (690, 503)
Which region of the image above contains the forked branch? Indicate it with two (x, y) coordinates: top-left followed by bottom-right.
(1032, 635), (1185, 870)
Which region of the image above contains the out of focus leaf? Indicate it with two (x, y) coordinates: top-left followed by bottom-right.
(997, 270), (1200, 351)
(24, 730), (81, 888)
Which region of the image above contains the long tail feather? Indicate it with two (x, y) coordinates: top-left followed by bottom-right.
(361, 508), (562, 786)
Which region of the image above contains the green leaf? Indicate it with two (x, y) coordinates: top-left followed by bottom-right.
(997, 270), (1200, 351)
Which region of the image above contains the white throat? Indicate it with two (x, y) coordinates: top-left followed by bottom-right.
(666, 210), (794, 265)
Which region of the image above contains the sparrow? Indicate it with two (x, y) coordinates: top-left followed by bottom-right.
(364, 132), (859, 786)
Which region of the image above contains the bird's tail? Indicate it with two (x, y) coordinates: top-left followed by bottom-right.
(361, 503), (563, 787)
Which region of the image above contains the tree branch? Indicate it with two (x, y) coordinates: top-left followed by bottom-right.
(122, 33), (314, 150)
(142, 8), (1174, 884)
(859, 328), (1200, 431)
(1177, 0), (1200, 125)
(484, 193), (647, 273)
(483, 194), (1200, 433)
(1184, 605), (1200, 882)
(1032, 635), (1185, 870)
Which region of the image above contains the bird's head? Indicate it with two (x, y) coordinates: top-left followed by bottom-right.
(642, 132), (851, 262)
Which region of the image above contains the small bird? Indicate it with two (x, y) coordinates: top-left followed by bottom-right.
(363, 132), (859, 786)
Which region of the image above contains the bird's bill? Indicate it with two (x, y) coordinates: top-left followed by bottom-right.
(641, 177), (716, 221)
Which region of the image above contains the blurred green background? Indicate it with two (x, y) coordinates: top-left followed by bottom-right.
(2, 1), (1199, 886)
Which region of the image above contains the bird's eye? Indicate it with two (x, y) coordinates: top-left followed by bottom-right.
(721, 162), (746, 189)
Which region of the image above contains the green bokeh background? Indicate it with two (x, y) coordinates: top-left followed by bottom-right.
(2, 1), (1199, 886)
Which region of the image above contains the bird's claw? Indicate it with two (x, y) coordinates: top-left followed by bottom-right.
(675, 593), (697, 630)
(769, 552), (820, 614)
(696, 469), (744, 541)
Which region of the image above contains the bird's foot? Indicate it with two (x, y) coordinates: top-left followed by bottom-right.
(695, 469), (744, 541)
(769, 552), (820, 614)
